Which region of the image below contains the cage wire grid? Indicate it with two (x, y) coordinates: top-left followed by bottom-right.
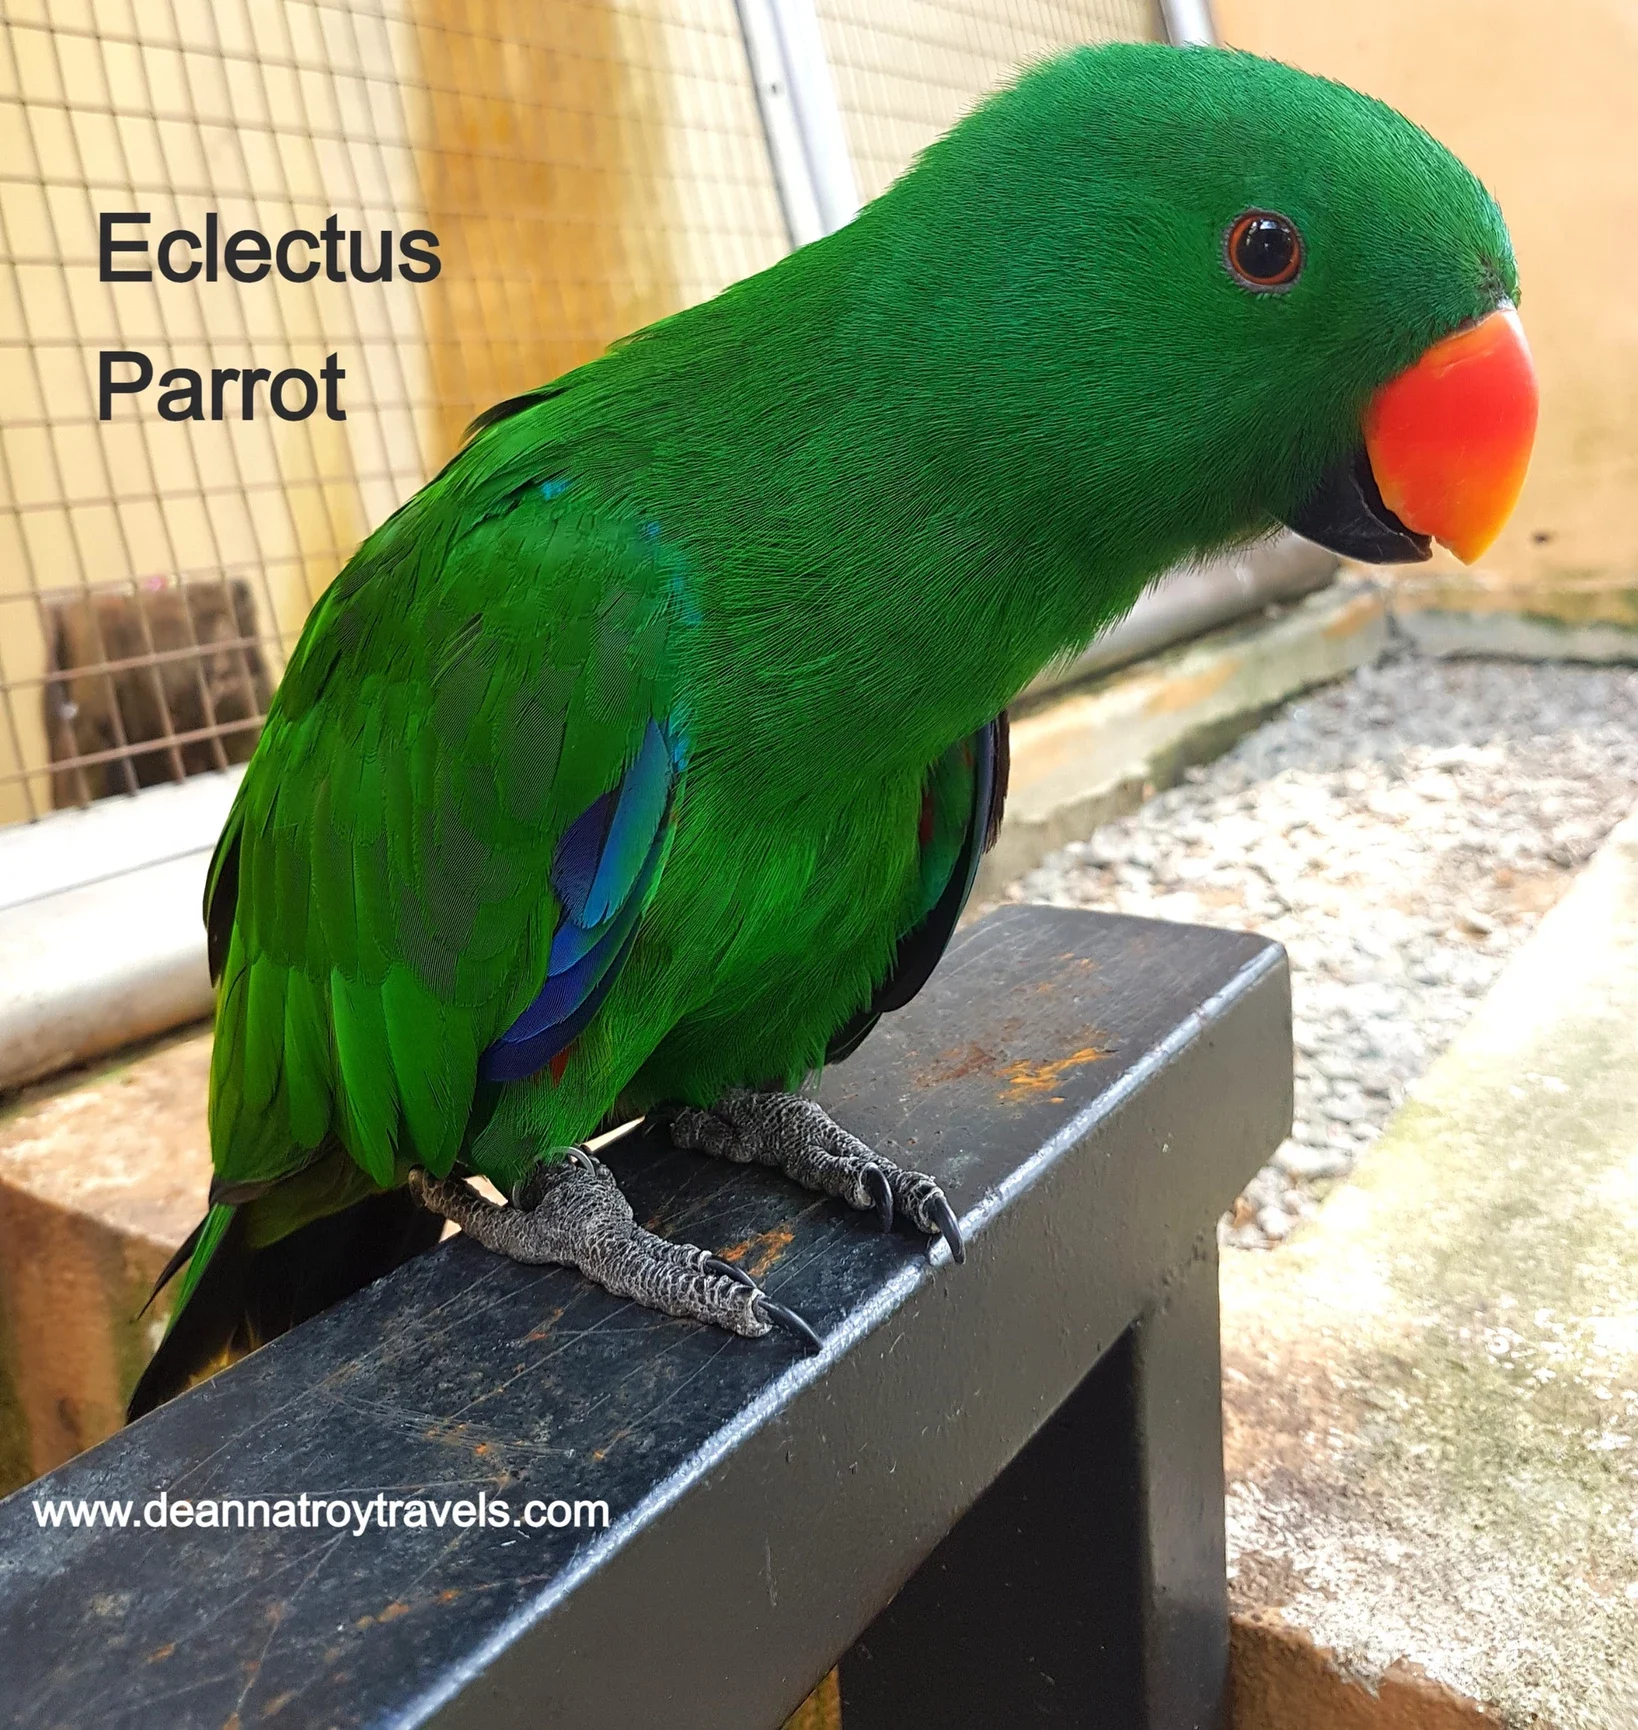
(814, 0), (1153, 203)
(0, 0), (1152, 828)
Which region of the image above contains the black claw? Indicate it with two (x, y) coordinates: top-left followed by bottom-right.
(926, 1193), (965, 1264)
(863, 1165), (894, 1233)
(510, 1165), (552, 1211)
(754, 1296), (823, 1354)
(704, 1255), (757, 1289)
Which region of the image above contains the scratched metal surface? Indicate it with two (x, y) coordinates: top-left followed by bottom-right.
(0, 907), (1291, 1730)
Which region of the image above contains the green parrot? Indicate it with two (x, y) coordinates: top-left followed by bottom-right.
(128, 42), (1537, 1419)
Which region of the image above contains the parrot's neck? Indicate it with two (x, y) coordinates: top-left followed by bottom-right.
(572, 206), (1240, 788)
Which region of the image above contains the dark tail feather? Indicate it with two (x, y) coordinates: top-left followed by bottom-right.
(127, 1208), (252, 1421)
(136, 1215), (207, 1320)
(126, 1189), (444, 1422)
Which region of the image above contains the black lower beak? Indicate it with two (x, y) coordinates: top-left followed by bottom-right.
(1281, 446), (1432, 565)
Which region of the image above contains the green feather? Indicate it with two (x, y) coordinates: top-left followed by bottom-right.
(241, 960), (285, 1116)
(330, 968), (398, 1188)
(168, 1203), (236, 1317)
(282, 968), (333, 1149)
(381, 963), (474, 1175)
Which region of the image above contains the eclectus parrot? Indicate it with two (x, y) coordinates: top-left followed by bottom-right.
(128, 43), (1538, 1418)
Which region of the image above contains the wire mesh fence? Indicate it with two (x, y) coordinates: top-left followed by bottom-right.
(0, 0), (1153, 829)
(816, 0), (1153, 204)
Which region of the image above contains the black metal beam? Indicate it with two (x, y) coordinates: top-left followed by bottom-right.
(840, 1242), (1231, 1728)
(0, 907), (1291, 1729)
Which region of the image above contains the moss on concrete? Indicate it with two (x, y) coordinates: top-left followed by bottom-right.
(1223, 810), (1638, 1728)
(1388, 570), (1638, 664)
(1390, 570), (1638, 633)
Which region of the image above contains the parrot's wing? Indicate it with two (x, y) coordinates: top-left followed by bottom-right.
(203, 476), (682, 1213)
(477, 713), (676, 1083)
(826, 712), (1009, 1063)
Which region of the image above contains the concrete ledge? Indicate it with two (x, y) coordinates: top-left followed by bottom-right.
(1393, 606), (1638, 664)
(0, 764), (243, 911)
(0, 1029), (211, 1493)
(1223, 805), (1638, 1727)
(1232, 1612), (1502, 1729)
(978, 579), (1388, 897)
(1385, 565), (1638, 664)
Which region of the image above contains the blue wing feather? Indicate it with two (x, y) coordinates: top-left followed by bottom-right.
(550, 788), (619, 924)
(480, 721), (679, 1083)
(583, 720), (671, 927)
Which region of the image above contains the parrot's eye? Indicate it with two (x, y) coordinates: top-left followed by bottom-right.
(1225, 211), (1304, 291)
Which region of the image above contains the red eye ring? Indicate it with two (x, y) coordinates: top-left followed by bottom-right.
(1225, 210), (1304, 292)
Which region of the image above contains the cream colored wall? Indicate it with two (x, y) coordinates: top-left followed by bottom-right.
(1215, 0), (1638, 617)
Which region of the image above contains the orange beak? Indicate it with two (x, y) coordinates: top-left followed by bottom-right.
(1362, 306), (1538, 565)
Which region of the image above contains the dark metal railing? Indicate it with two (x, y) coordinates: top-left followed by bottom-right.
(0, 906), (1291, 1729)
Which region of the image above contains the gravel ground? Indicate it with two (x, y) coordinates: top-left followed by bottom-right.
(1004, 647), (1638, 1249)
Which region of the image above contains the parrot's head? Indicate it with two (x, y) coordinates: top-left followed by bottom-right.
(868, 43), (1537, 568)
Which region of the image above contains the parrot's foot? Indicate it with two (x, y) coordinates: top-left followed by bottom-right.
(667, 1090), (964, 1263)
(407, 1153), (821, 1350)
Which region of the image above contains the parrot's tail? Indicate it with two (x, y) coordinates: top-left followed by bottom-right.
(126, 1184), (443, 1422)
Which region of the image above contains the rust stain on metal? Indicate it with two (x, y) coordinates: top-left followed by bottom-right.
(912, 1015), (1030, 1088)
(747, 1227), (794, 1279)
(423, 1418), (474, 1446)
(260, 1690), (297, 1718)
(378, 1602), (410, 1623)
(1000, 1044), (1111, 1099)
(146, 1642), (175, 1664)
(523, 1306), (566, 1343)
(717, 1224), (795, 1279)
(915, 1041), (1005, 1085)
(591, 1426), (631, 1463)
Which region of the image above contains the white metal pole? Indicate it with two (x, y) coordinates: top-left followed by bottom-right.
(736, 0), (862, 248)
(1157, 0), (1220, 47)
